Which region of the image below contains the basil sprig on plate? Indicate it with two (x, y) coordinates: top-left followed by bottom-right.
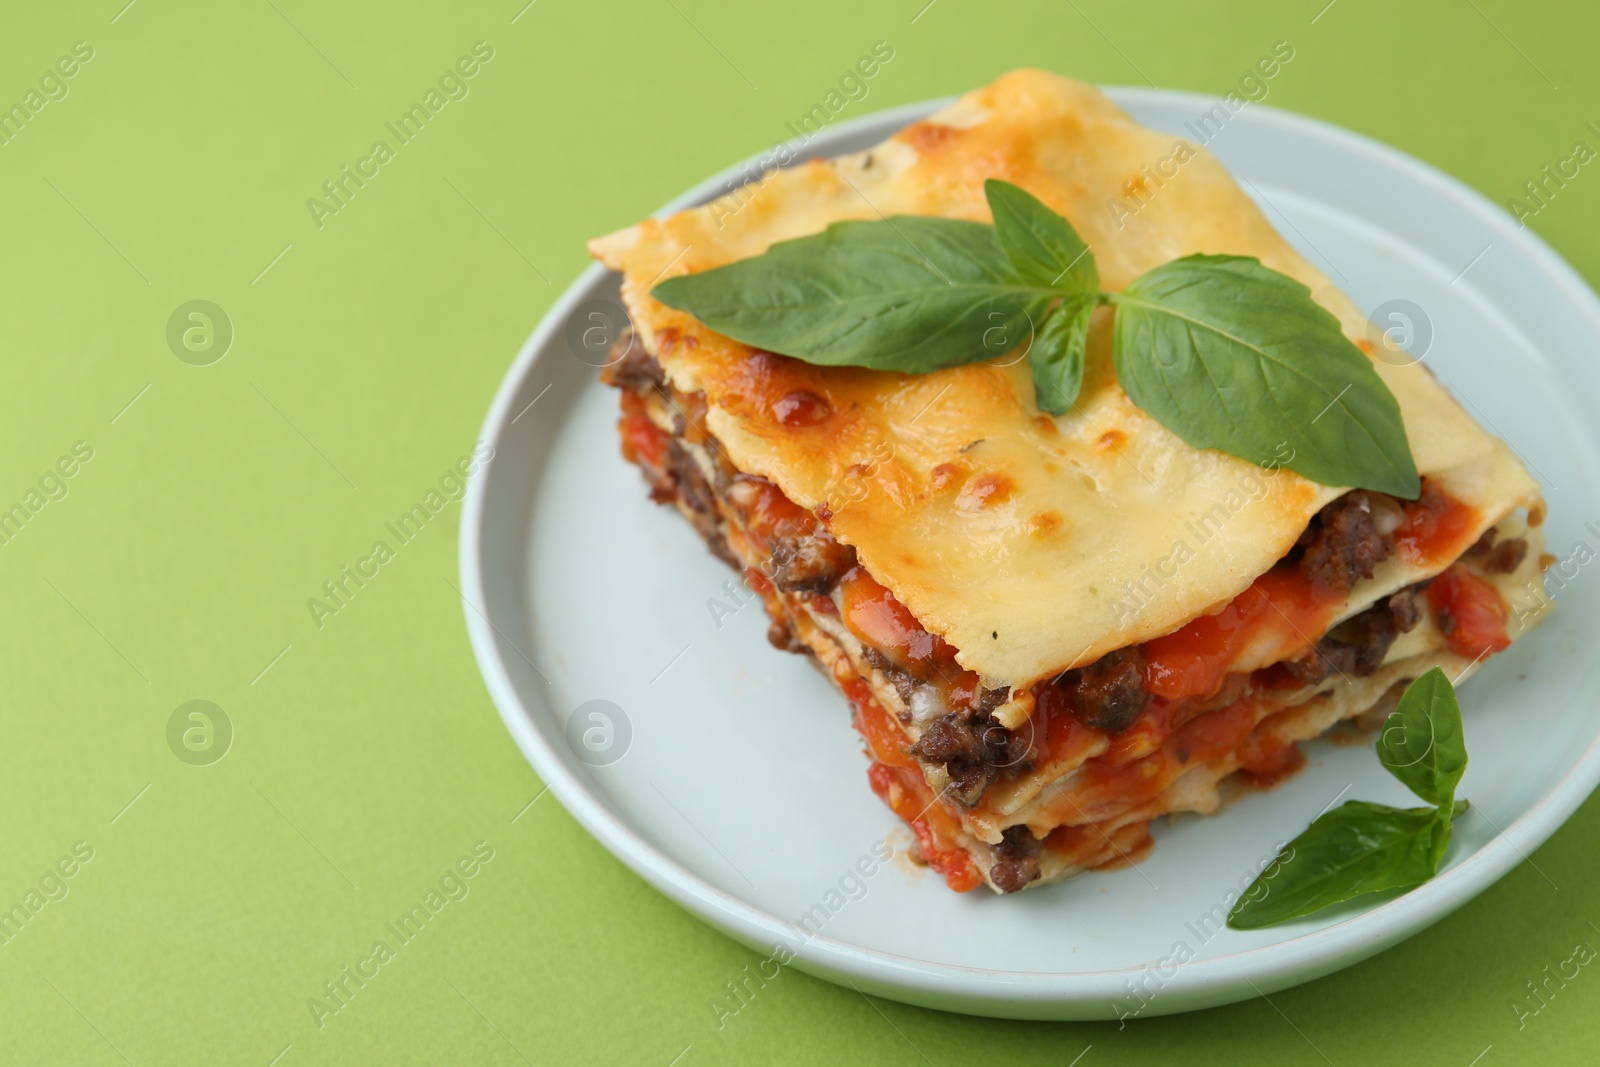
(1227, 668), (1469, 930)
(652, 179), (1419, 497)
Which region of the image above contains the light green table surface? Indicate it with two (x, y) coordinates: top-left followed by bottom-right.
(4, 0), (1598, 1062)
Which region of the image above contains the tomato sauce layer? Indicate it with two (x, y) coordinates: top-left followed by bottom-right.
(1427, 563), (1511, 659)
(729, 476), (816, 554)
(838, 565), (990, 712)
(866, 763), (983, 892)
(843, 664), (981, 892)
(1142, 568), (1335, 704)
(617, 391), (669, 470)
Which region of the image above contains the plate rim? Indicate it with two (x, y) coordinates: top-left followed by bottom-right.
(459, 87), (1600, 1019)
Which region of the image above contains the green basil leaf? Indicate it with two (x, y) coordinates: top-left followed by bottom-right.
(1227, 799), (1462, 929)
(1110, 255), (1420, 498)
(651, 217), (1055, 371)
(1431, 798), (1468, 869)
(1378, 667), (1467, 808)
(1230, 670), (1471, 930)
(1030, 298), (1096, 416)
(984, 179), (1098, 294)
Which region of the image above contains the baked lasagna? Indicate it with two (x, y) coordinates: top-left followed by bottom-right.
(588, 70), (1549, 894)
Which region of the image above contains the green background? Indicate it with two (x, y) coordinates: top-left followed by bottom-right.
(3, 0), (1597, 1062)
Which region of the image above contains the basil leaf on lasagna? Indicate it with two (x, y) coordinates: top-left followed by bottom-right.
(984, 179), (1099, 295)
(1110, 255), (1421, 499)
(1029, 297), (1096, 415)
(651, 217), (1057, 372)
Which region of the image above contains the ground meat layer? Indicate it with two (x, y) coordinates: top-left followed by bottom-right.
(1284, 585), (1426, 684)
(908, 703), (1033, 808)
(1053, 646), (1149, 733)
(1297, 490), (1398, 596)
(1465, 525), (1528, 575)
(765, 520), (856, 594)
(988, 825), (1042, 892)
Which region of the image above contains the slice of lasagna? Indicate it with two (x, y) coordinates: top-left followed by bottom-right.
(588, 70), (1549, 893)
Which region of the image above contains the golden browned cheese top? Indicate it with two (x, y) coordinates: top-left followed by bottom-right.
(590, 70), (1539, 688)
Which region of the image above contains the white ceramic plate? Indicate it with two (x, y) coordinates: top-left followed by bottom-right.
(460, 90), (1600, 1020)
